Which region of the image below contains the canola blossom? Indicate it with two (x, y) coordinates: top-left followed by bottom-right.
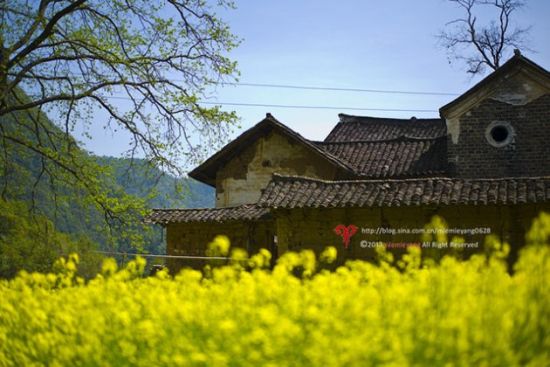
(0, 217), (549, 366)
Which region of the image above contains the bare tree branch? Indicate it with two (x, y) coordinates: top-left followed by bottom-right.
(438, 0), (531, 75)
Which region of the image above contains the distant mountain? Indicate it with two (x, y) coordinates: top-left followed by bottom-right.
(94, 156), (215, 253)
(96, 156), (214, 210)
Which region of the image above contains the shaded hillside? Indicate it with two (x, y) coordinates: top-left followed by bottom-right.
(0, 98), (214, 255)
(96, 156), (214, 210)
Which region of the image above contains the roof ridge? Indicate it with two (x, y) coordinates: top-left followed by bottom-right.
(150, 203), (259, 211)
(313, 135), (447, 145)
(270, 173), (550, 185)
(145, 204), (271, 225)
(338, 114), (443, 123)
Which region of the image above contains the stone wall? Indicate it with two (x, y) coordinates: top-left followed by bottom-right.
(273, 204), (548, 266)
(165, 204), (548, 272)
(166, 220), (274, 272)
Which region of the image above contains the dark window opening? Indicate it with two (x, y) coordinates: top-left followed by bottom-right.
(490, 125), (509, 143)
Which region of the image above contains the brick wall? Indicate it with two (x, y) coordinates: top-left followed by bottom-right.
(447, 94), (550, 178)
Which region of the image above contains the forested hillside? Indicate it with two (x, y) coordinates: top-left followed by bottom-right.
(96, 156), (214, 210)
(0, 99), (214, 277)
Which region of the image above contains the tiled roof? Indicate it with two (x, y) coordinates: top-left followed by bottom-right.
(315, 137), (447, 178)
(144, 204), (270, 225)
(258, 174), (550, 208)
(324, 115), (446, 142)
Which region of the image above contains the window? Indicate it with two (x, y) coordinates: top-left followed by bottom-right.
(485, 121), (514, 148)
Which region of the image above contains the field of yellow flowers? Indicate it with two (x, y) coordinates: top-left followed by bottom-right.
(0, 214), (549, 366)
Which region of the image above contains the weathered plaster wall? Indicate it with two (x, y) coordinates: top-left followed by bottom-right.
(215, 130), (339, 207)
(445, 71), (550, 177)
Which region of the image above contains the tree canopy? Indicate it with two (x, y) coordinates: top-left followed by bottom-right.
(0, 0), (238, 224)
(0, 103), (214, 261)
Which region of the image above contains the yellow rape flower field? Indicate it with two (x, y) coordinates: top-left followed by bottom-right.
(1, 215), (549, 366)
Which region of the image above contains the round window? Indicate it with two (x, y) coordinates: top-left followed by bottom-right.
(485, 121), (514, 148)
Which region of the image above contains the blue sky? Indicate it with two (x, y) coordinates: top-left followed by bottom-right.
(82, 0), (550, 157)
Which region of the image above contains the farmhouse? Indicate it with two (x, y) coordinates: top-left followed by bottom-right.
(146, 53), (550, 269)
